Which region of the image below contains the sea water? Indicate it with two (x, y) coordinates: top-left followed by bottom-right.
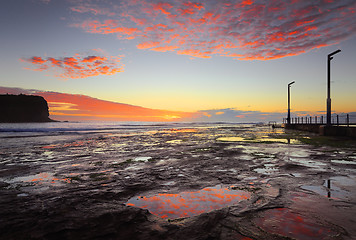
(0, 122), (197, 148)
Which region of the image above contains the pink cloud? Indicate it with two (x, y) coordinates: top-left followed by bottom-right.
(70, 0), (356, 60)
(21, 53), (124, 80)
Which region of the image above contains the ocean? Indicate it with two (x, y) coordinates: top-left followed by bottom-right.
(0, 121), (209, 148)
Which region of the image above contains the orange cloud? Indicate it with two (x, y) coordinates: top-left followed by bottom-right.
(176, 49), (211, 59)
(150, 45), (179, 52)
(30, 56), (46, 64)
(33, 91), (195, 122)
(136, 41), (161, 49)
(21, 53), (124, 80)
(152, 2), (173, 15)
(69, 0), (356, 60)
(82, 56), (107, 62)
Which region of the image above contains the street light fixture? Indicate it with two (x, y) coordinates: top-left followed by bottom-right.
(287, 81), (295, 125)
(326, 49), (341, 126)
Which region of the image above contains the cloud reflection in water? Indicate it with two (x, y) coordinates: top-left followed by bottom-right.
(126, 185), (251, 219)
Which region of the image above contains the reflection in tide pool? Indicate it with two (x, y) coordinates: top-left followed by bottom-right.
(256, 208), (337, 240)
(217, 137), (246, 142)
(217, 136), (299, 144)
(6, 172), (71, 187)
(301, 176), (356, 200)
(126, 185), (252, 219)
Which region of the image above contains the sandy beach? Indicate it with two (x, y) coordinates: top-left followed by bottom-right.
(1, 123), (356, 239)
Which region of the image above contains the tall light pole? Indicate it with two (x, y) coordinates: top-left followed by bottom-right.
(287, 81), (295, 125)
(327, 49), (341, 126)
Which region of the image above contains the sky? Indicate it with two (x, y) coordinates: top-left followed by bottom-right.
(1, 0), (355, 122)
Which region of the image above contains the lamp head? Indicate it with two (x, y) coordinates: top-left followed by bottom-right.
(328, 49), (341, 58)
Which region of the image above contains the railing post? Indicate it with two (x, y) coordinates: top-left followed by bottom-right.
(337, 115), (339, 126)
(347, 114), (349, 127)
(321, 116), (323, 124)
(315, 116), (317, 124)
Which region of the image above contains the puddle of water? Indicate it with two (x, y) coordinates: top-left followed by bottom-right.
(217, 137), (246, 142)
(331, 160), (356, 165)
(168, 128), (198, 133)
(166, 140), (183, 144)
(331, 176), (356, 186)
(126, 185), (252, 219)
(291, 173), (303, 177)
(254, 164), (279, 175)
(7, 172), (71, 186)
(255, 208), (338, 240)
(124, 165), (143, 171)
(289, 158), (327, 170)
(217, 136), (299, 144)
(289, 150), (310, 158)
(301, 185), (328, 197)
(301, 176), (356, 200)
(17, 193), (29, 197)
(162, 181), (176, 186)
(134, 157), (152, 162)
(256, 138), (300, 144)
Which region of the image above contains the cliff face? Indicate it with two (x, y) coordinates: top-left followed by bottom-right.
(0, 94), (53, 123)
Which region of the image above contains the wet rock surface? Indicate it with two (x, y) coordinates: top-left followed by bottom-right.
(1, 125), (356, 239)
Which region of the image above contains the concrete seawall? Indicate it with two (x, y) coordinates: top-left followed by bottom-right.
(283, 124), (356, 138)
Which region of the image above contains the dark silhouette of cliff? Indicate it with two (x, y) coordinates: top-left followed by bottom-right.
(0, 94), (54, 122)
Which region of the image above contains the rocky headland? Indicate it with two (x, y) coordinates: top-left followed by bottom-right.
(0, 94), (54, 123)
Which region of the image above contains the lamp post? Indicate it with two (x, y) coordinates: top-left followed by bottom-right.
(327, 49), (341, 126)
(287, 81), (295, 125)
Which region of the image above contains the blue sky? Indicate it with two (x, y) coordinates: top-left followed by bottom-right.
(1, 0), (355, 122)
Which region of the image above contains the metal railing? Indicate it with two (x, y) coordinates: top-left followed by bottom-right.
(283, 114), (356, 127)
